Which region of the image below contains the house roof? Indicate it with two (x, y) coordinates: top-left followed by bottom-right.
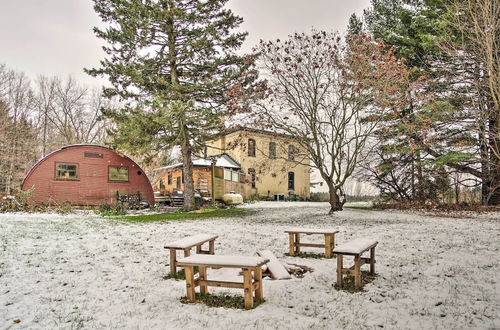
(154, 153), (241, 171)
(210, 125), (296, 140)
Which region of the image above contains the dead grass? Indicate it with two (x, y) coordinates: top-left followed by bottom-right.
(333, 271), (378, 293)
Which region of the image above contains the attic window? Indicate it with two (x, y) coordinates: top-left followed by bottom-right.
(84, 152), (103, 158)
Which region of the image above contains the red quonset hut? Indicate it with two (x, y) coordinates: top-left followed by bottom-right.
(21, 144), (154, 206)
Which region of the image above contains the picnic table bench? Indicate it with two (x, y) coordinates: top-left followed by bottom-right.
(164, 234), (218, 275)
(285, 228), (339, 258)
(333, 238), (378, 290)
(177, 255), (269, 309)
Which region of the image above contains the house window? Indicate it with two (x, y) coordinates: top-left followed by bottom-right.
(269, 142), (276, 159)
(55, 163), (78, 180)
(159, 179), (165, 190)
(167, 173), (172, 185)
(109, 166), (129, 182)
(248, 138), (256, 157)
(224, 169), (232, 181)
(288, 172), (295, 190)
(288, 145), (296, 161)
(248, 168), (256, 188)
(231, 171), (239, 182)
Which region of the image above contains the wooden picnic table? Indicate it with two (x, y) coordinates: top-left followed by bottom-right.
(284, 228), (339, 258)
(333, 238), (378, 290)
(177, 255), (269, 309)
(164, 234), (218, 275)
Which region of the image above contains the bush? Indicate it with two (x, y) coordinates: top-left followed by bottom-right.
(0, 188), (36, 212)
(96, 202), (127, 216)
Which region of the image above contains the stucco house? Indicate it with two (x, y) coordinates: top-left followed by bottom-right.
(205, 127), (310, 199)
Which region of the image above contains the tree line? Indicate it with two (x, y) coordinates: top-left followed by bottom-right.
(0, 65), (110, 194)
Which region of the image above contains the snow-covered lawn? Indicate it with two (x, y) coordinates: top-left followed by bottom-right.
(1, 202), (499, 329)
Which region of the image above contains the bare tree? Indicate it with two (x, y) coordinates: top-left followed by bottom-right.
(249, 32), (411, 213)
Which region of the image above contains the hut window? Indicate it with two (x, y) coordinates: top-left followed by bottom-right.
(288, 171), (295, 190)
(248, 168), (256, 188)
(109, 166), (129, 182)
(55, 163), (78, 180)
(269, 142), (276, 159)
(248, 139), (256, 157)
(288, 145), (296, 161)
(167, 173), (172, 185)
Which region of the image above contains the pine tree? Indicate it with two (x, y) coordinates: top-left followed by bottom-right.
(87, 0), (256, 209)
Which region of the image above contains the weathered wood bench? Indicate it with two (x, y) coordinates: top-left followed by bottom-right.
(332, 238), (378, 290)
(284, 228), (339, 258)
(164, 234), (218, 275)
(177, 255), (269, 309)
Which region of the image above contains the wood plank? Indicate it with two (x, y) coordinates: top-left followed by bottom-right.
(199, 280), (244, 289)
(169, 249), (177, 275)
(288, 233), (295, 256)
(337, 255), (343, 288)
(185, 266), (196, 302)
(183, 248), (191, 258)
(209, 239), (215, 254)
(254, 267), (263, 301)
(199, 266), (208, 295)
(370, 247), (376, 274)
(354, 255), (361, 290)
(294, 243), (326, 248)
(243, 269), (254, 309)
(325, 234), (333, 258)
(295, 233), (301, 254)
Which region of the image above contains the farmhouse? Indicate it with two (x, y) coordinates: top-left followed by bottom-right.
(21, 144), (154, 206)
(206, 127), (310, 199)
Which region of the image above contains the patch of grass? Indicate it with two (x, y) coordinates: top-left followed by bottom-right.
(285, 252), (332, 259)
(163, 267), (199, 280)
(117, 208), (252, 222)
(344, 204), (374, 210)
(180, 293), (265, 309)
(334, 271), (378, 293)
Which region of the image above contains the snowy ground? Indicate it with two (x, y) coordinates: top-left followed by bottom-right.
(1, 202), (499, 329)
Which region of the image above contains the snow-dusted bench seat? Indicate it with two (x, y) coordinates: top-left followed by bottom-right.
(332, 238), (378, 290)
(177, 255), (269, 309)
(284, 228), (339, 258)
(164, 234), (218, 275)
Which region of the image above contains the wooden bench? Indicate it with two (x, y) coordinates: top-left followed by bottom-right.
(164, 234), (218, 275)
(332, 238), (378, 290)
(284, 228), (339, 258)
(177, 255), (269, 309)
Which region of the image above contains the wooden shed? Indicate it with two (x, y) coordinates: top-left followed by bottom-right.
(21, 144), (154, 206)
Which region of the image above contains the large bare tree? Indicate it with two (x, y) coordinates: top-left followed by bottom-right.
(250, 32), (411, 213)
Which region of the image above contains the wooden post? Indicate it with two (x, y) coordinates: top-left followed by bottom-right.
(295, 233), (301, 254)
(183, 248), (191, 257)
(243, 268), (254, 309)
(196, 245), (202, 254)
(325, 234), (333, 258)
(370, 247), (375, 274)
(288, 233), (295, 256)
(354, 255), (362, 290)
(336, 254), (343, 288)
(184, 266), (196, 302)
(169, 249), (177, 274)
(254, 267), (263, 301)
(209, 239), (215, 254)
(199, 266), (208, 295)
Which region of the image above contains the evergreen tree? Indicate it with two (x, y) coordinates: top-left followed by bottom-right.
(362, 0), (499, 204)
(87, 0), (256, 209)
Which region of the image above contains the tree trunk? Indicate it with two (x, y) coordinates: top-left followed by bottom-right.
(327, 184), (344, 214)
(180, 133), (196, 210)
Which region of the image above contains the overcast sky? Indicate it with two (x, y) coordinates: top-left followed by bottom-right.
(0, 0), (371, 87)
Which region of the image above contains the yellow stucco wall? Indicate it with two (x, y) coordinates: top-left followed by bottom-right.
(206, 130), (310, 198)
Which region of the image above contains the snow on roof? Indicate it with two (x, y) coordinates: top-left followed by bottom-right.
(154, 153), (240, 171)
